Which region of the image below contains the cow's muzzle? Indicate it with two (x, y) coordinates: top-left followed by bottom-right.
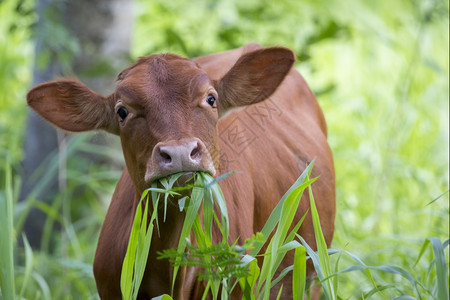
(144, 138), (216, 184)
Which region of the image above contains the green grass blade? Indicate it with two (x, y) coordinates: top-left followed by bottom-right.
(267, 211), (308, 288)
(151, 294), (174, 300)
(255, 164), (317, 299)
(285, 210), (309, 246)
(121, 199), (144, 299)
(0, 161), (15, 300)
(171, 176), (203, 293)
(427, 190), (449, 206)
(221, 278), (229, 300)
(254, 160), (315, 256)
(276, 240), (302, 254)
(132, 196), (158, 299)
(393, 296), (416, 300)
(31, 272), (51, 300)
(293, 246), (306, 300)
(275, 284), (283, 300)
(202, 185), (214, 245)
(332, 249), (342, 294)
(256, 240), (273, 296)
(427, 237), (449, 300)
(18, 234), (33, 299)
(335, 263), (418, 293)
(335, 249), (377, 288)
(266, 178), (316, 293)
(162, 173), (185, 222)
(239, 256), (259, 300)
(270, 185), (303, 257)
(308, 182), (336, 300)
(202, 173), (230, 241)
(268, 192), (315, 277)
(270, 265), (293, 288)
(192, 215), (208, 249)
(150, 182), (161, 236)
(202, 281), (212, 300)
(363, 284), (397, 298)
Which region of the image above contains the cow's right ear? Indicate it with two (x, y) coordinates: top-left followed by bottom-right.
(27, 80), (119, 135)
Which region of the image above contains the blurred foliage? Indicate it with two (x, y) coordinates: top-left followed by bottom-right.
(0, 0), (34, 166)
(33, 0), (80, 73)
(0, 0), (448, 298)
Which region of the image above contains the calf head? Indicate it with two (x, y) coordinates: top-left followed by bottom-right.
(27, 47), (295, 193)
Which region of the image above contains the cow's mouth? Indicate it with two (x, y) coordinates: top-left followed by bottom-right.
(148, 170), (214, 192)
(145, 164), (216, 189)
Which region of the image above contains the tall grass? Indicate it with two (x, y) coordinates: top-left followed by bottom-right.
(120, 165), (449, 300)
(0, 163), (15, 300)
(120, 163), (322, 299)
(2, 162), (448, 299)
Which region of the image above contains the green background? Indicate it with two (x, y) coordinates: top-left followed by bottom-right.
(0, 0), (448, 298)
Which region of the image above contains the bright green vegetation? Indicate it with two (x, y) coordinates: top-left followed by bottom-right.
(120, 167), (448, 300)
(1, 0), (448, 299)
(121, 166), (319, 300)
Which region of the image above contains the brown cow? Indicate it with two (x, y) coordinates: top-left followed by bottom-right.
(27, 43), (335, 299)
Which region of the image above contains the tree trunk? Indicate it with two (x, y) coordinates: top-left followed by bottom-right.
(20, 0), (132, 248)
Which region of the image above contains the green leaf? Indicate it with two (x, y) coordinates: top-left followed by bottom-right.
(239, 256), (259, 300)
(363, 284), (397, 298)
(120, 202), (142, 300)
(133, 196), (158, 299)
(202, 184), (214, 245)
(19, 234), (34, 299)
(275, 284), (283, 300)
(335, 264), (418, 292)
(308, 180), (336, 300)
(0, 161), (15, 300)
(30, 272), (51, 300)
(426, 237), (449, 300)
(178, 196), (188, 212)
(252, 161), (315, 257)
(277, 240), (302, 254)
(151, 294), (174, 300)
(120, 198), (143, 299)
(202, 172), (230, 241)
(171, 177), (203, 293)
(293, 246), (306, 300)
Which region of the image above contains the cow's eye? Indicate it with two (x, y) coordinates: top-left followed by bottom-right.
(206, 95), (216, 107)
(117, 107), (128, 121)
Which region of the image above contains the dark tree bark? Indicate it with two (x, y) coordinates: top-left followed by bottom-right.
(20, 0), (132, 248)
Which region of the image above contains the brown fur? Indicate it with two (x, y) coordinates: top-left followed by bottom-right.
(26, 44), (335, 299)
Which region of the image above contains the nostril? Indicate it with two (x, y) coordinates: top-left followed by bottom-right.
(190, 147), (198, 158)
(160, 150), (172, 163)
(190, 142), (200, 159)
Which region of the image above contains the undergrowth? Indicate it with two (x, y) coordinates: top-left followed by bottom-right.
(119, 164), (449, 300)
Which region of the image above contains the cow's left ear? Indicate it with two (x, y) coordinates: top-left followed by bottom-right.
(215, 47), (295, 117)
(27, 80), (119, 135)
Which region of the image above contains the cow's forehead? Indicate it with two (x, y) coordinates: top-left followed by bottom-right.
(115, 54), (211, 104)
